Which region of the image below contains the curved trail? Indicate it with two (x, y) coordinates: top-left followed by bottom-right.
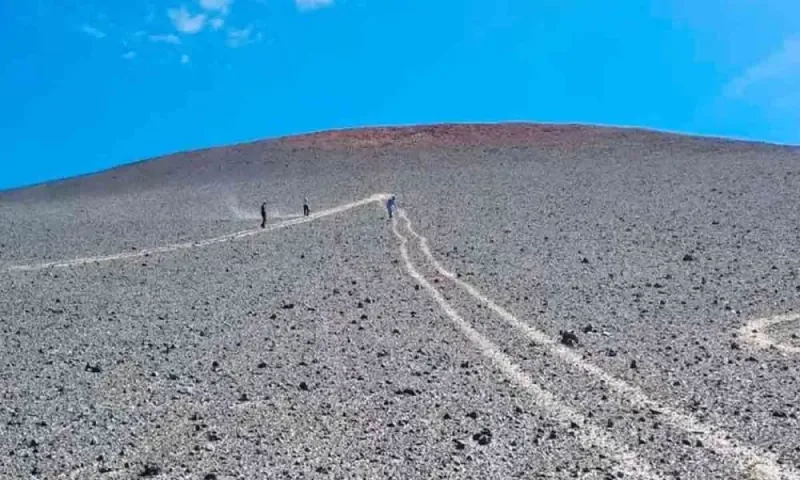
(6, 193), (389, 272)
(397, 208), (799, 480)
(392, 214), (661, 479)
(739, 314), (800, 355)
(6, 195), (798, 478)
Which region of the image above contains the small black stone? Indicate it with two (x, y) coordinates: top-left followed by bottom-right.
(453, 439), (466, 450)
(395, 388), (418, 396)
(139, 464), (161, 477)
(472, 428), (492, 446)
(299, 382), (309, 391)
(85, 363), (102, 373)
(559, 330), (579, 347)
(682, 254), (695, 262)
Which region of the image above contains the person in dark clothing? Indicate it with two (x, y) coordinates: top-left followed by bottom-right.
(260, 202), (267, 228)
(386, 195), (397, 219)
(303, 197), (310, 217)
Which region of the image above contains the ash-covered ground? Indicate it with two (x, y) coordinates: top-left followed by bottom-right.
(1, 124), (799, 479)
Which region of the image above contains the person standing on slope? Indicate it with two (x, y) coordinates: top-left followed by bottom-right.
(260, 202), (267, 229)
(303, 197), (310, 217)
(386, 195), (397, 219)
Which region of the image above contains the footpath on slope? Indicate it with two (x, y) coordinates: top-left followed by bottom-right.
(5, 194), (798, 479)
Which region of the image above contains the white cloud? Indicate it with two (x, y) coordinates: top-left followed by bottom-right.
(725, 36), (800, 99)
(122, 51), (137, 60)
(149, 33), (182, 45)
(168, 6), (207, 34)
(81, 24), (106, 38)
(227, 26), (262, 48)
(295, 0), (333, 11)
(181, 54), (191, 64)
(210, 17), (225, 30)
(200, 0), (233, 14)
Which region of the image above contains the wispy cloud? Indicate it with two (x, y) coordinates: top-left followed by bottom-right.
(149, 33), (182, 45)
(168, 6), (207, 34)
(200, 0), (233, 15)
(122, 51), (137, 60)
(725, 36), (800, 99)
(81, 24), (106, 38)
(295, 0), (334, 11)
(181, 54), (191, 64)
(210, 18), (225, 30)
(227, 26), (262, 48)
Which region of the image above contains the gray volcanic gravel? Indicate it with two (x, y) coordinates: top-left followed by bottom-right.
(1, 124), (800, 479)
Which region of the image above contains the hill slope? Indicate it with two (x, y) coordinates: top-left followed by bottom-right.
(1, 123), (800, 479)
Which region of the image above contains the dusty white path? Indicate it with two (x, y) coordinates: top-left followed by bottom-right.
(6, 193), (389, 272)
(391, 214), (662, 479)
(6, 195), (799, 478)
(397, 208), (800, 480)
(739, 314), (800, 355)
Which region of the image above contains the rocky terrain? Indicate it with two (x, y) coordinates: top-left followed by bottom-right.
(1, 123), (799, 479)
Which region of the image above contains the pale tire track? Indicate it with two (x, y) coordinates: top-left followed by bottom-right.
(392, 214), (663, 480)
(397, 208), (800, 480)
(738, 314), (800, 355)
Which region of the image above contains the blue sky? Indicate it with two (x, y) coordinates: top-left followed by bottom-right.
(1, 0), (799, 190)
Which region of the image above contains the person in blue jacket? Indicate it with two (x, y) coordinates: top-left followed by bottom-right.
(386, 195), (397, 219)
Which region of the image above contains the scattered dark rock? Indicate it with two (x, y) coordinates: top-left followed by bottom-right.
(682, 254), (695, 262)
(630, 360), (638, 369)
(607, 350), (618, 357)
(238, 393), (249, 402)
(257, 361), (267, 368)
(472, 428), (492, 446)
(559, 330), (579, 347)
(299, 382), (309, 391)
(453, 439), (466, 450)
(85, 363), (102, 373)
(139, 464), (161, 477)
(581, 257), (590, 264)
(315, 466), (329, 474)
(730, 342), (740, 350)
(443, 413), (451, 420)
(211, 361), (219, 371)
(281, 303), (295, 310)
(772, 410), (788, 418)
(204, 474), (217, 480)
(466, 411), (479, 419)
(582, 324), (594, 334)
(269, 313), (277, 320)
(395, 388), (419, 396)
